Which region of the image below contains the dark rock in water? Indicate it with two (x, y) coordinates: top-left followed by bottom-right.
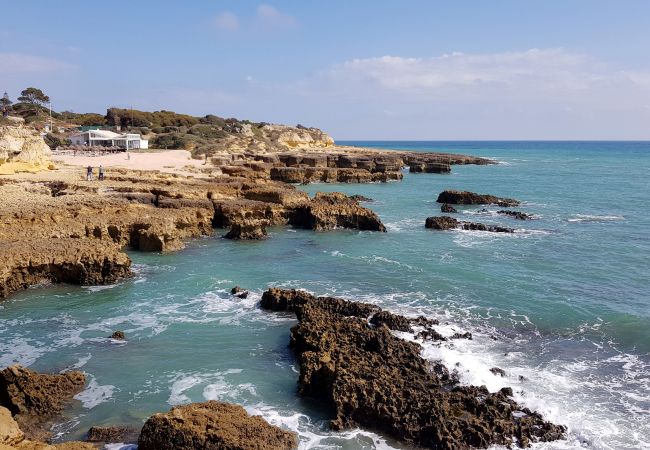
(409, 162), (451, 173)
(259, 288), (566, 449)
(231, 286), (249, 299)
(349, 194), (373, 202)
(137, 401), (297, 450)
(498, 210), (533, 220)
(0, 365), (86, 439)
(425, 216), (514, 233)
(87, 425), (141, 443)
(451, 331), (473, 340)
(415, 328), (447, 341)
(490, 367), (507, 377)
(437, 190), (520, 207)
(425, 216), (459, 230)
(459, 222), (514, 233)
(441, 203), (458, 213)
(109, 331), (126, 340)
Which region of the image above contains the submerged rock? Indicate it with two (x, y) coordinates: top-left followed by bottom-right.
(260, 288), (566, 449)
(425, 216), (514, 233)
(497, 210), (533, 220)
(109, 331), (126, 340)
(138, 401), (297, 450)
(441, 203), (458, 213)
(437, 190), (520, 207)
(86, 425), (140, 444)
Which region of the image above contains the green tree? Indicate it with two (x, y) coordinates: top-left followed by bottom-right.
(17, 87), (50, 108)
(1, 92), (12, 115)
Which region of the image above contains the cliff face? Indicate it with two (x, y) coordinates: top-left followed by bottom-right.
(0, 126), (52, 175)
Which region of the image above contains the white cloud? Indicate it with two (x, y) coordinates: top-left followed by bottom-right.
(0, 53), (73, 73)
(255, 4), (296, 29)
(213, 11), (239, 32)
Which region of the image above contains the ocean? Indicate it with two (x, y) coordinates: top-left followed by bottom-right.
(1, 141), (648, 449)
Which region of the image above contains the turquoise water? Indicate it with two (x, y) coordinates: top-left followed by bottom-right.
(1, 141), (649, 449)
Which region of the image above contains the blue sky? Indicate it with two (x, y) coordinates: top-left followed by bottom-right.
(2, 1), (650, 139)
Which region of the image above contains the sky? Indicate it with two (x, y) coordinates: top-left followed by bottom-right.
(1, 0), (650, 140)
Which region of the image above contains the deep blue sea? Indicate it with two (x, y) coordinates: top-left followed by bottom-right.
(1, 141), (648, 449)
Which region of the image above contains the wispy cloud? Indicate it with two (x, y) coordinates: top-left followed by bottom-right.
(0, 53), (74, 73)
(211, 4), (296, 34)
(255, 4), (296, 29)
(213, 11), (239, 32)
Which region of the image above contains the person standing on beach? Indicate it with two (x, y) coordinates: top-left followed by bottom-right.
(86, 165), (93, 181)
(99, 165), (105, 181)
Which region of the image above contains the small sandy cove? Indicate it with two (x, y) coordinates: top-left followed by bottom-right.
(52, 150), (206, 175)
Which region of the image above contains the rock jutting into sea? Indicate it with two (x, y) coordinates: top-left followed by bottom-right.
(0, 365), (86, 441)
(137, 401), (298, 450)
(425, 216), (515, 233)
(436, 190), (520, 207)
(259, 288), (566, 449)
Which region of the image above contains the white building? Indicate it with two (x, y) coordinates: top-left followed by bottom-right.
(69, 129), (149, 149)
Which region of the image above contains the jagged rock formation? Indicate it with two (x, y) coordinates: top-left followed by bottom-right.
(497, 210), (533, 220)
(138, 401), (297, 450)
(0, 126), (52, 175)
(437, 190), (520, 207)
(425, 216), (514, 233)
(0, 406), (94, 450)
(260, 288), (566, 449)
(0, 365), (86, 440)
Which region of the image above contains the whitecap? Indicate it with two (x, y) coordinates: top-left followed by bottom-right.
(74, 377), (115, 408)
(568, 214), (624, 223)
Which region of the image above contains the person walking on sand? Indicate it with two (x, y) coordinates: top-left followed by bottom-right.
(99, 165), (105, 181)
(86, 165), (93, 181)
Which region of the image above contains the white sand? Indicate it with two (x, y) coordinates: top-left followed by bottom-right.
(52, 150), (207, 174)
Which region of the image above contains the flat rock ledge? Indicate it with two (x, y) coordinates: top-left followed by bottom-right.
(0, 239), (132, 300)
(138, 401), (298, 450)
(425, 216), (514, 233)
(0, 365), (86, 441)
(437, 190), (520, 207)
(260, 288), (566, 449)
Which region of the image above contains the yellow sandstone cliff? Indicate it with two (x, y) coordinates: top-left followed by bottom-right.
(0, 126), (53, 175)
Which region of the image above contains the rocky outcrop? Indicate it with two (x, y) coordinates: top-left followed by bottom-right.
(0, 240), (132, 299)
(437, 190), (520, 207)
(0, 365), (86, 439)
(497, 210), (533, 220)
(260, 288), (566, 449)
(289, 193), (386, 232)
(0, 126), (52, 175)
(109, 331), (126, 340)
(224, 220), (269, 240)
(231, 286), (249, 299)
(137, 401), (297, 450)
(425, 216), (514, 233)
(0, 406), (94, 450)
(441, 203), (458, 213)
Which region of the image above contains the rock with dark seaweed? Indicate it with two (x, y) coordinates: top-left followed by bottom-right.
(437, 190), (520, 207)
(490, 367), (507, 377)
(289, 192), (386, 232)
(497, 210), (533, 220)
(137, 401), (297, 450)
(86, 425), (141, 444)
(260, 288), (566, 449)
(349, 194), (373, 202)
(441, 203), (458, 213)
(425, 216), (514, 233)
